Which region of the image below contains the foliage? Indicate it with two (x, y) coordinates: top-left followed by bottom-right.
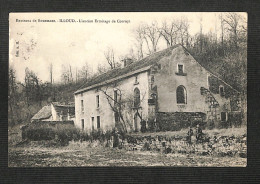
(22, 123), (120, 146)
(23, 123), (79, 146)
(8, 13), (247, 128)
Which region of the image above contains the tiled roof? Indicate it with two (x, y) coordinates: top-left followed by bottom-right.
(52, 102), (75, 116)
(75, 44), (239, 94)
(31, 105), (52, 120)
(75, 44), (180, 94)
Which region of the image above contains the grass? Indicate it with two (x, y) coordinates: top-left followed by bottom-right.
(128, 126), (247, 138)
(8, 145), (246, 167)
(8, 125), (247, 167)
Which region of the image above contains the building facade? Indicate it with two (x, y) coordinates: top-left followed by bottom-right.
(74, 45), (241, 132)
(31, 102), (75, 123)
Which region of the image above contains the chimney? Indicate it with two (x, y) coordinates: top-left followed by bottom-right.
(121, 58), (133, 67)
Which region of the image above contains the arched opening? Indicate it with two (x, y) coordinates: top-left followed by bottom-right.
(134, 88), (140, 107)
(176, 85), (187, 104)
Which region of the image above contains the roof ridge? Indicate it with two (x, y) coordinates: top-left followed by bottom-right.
(181, 45), (240, 93)
(76, 44), (181, 93)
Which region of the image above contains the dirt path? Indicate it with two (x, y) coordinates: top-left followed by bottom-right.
(8, 146), (246, 167)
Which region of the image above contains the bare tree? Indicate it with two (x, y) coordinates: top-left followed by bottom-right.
(100, 85), (147, 133)
(198, 14), (203, 52)
(160, 17), (190, 48)
(61, 64), (74, 84)
(97, 63), (108, 75)
(104, 47), (117, 69)
(223, 12), (243, 49)
(219, 13), (225, 48)
(159, 19), (180, 47)
(78, 62), (93, 81)
(134, 25), (145, 59)
(142, 21), (161, 54)
(49, 63), (53, 84)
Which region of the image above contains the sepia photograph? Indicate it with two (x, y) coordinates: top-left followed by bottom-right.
(8, 12), (247, 167)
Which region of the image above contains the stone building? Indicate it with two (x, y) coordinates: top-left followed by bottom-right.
(31, 102), (75, 122)
(74, 44), (241, 132)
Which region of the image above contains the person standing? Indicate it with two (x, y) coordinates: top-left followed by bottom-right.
(186, 126), (193, 145)
(196, 124), (203, 143)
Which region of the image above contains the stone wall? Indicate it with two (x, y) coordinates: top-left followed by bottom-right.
(156, 112), (206, 131)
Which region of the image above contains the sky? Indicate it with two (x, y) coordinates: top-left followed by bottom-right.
(9, 12), (247, 83)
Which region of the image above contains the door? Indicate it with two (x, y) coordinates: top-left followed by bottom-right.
(134, 113), (140, 132)
(97, 116), (100, 129)
(81, 119), (84, 130)
(91, 117), (94, 131)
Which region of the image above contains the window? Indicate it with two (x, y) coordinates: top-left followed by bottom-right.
(178, 64), (184, 74)
(97, 116), (100, 129)
(96, 95), (99, 108)
(221, 112), (227, 122)
(176, 85), (187, 104)
(81, 119), (84, 130)
(91, 117), (94, 131)
(81, 100), (84, 112)
(114, 90), (118, 104)
(134, 88), (140, 107)
(219, 85), (225, 97)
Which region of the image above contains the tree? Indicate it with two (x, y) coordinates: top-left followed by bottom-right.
(78, 62), (93, 81)
(49, 63), (53, 84)
(100, 85), (147, 133)
(8, 67), (19, 125)
(142, 21), (161, 54)
(159, 17), (190, 48)
(219, 13), (225, 48)
(104, 47), (117, 69)
(97, 63), (108, 75)
(159, 19), (180, 47)
(176, 17), (190, 47)
(61, 64), (74, 84)
(223, 12), (245, 49)
(24, 67), (42, 105)
(134, 25), (145, 59)
(198, 14), (203, 52)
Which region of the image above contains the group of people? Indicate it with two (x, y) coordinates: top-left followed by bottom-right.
(186, 124), (203, 144)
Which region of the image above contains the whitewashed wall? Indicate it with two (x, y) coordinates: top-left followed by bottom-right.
(75, 71), (149, 132)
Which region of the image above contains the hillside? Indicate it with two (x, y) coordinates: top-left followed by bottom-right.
(8, 44), (247, 126)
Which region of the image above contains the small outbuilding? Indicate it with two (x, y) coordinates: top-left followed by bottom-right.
(31, 102), (75, 123)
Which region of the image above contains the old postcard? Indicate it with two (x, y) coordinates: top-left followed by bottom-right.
(8, 12), (247, 167)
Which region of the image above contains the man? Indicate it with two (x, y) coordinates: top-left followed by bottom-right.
(196, 124), (203, 143)
(186, 126), (193, 145)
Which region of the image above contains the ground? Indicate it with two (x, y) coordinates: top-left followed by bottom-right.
(8, 124), (247, 167)
(9, 145), (246, 167)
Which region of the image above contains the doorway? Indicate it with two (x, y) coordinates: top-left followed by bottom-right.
(134, 112), (140, 132)
(91, 117), (94, 131)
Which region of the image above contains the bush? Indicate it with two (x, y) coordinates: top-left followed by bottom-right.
(23, 123), (79, 146)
